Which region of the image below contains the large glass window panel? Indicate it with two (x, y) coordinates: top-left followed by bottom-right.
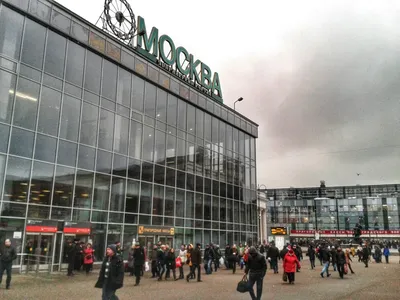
(60, 95), (81, 142)
(110, 177), (125, 212)
(142, 125), (154, 162)
(195, 193), (203, 220)
(78, 145), (95, 170)
(156, 89), (167, 122)
(165, 168), (175, 187)
(154, 164), (165, 185)
(239, 131), (245, 156)
(21, 19), (46, 69)
(0, 124), (10, 153)
(129, 120), (142, 159)
(1, 202), (26, 217)
(204, 195), (211, 220)
(166, 132), (176, 168)
(9, 127), (34, 158)
(233, 128), (239, 153)
(98, 109), (115, 151)
(84, 51), (102, 94)
(175, 189), (184, 218)
(30, 161), (53, 206)
(102, 60), (117, 100)
(37, 87), (61, 136)
(127, 158), (141, 180)
(154, 130), (166, 164)
(226, 199), (232, 222)
(74, 170), (93, 208)
(3, 156), (31, 202)
(34, 134), (56, 163)
(196, 109), (204, 139)
(185, 191), (194, 219)
(144, 82), (156, 117)
(72, 209), (90, 222)
(65, 42), (84, 86)
(251, 137), (256, 161)
(13, 77), (40, 130)
(187, 105), (196, 135)
(57, 140), (77, 167)
(176, 138), (186, 171)
(52, 165), (74, 207)
(117, 68), (131, 107)
(177, 100), (186, 131)
(226, 125), (233, 151)
(93, 174), (110, 210)
(0, 6), (24, 59)
(204, 114), (212, 141)
(211, 117), (219, 145)
(44, 31), (66, 78)
(80, 102), (98, 146)
(167, 95), (177, 127)
(114, 115), (129, 155)
(165, 187), (174, 217)
(51, 207), (71, 221)
(153, 184), (164, 216)
(125, 180), (139, 213)
(141, 162), (153, 182)
(96, 150), (112, 174)
(212, 197), (219, 221)
(28, 204), (50, 219)
(113, 154), (127, 177)
(0, 70), (16, 124)
(131, 75), (144, 112)
(186, 142), (195, 173)
(139, 182), (152, 214)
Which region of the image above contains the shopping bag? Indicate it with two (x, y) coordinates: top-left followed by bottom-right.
(282, 272), (288, 282)
(236, 275), (249, 293)
(176, 257), (182, 268)
(144, 261), (149, 272)
(219, 257), (224, 266)
(344, 264), (348, 275)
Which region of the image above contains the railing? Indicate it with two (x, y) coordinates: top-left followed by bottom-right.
(22, 254), (53, 276)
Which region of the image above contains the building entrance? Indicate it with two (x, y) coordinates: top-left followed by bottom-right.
(137, 225), (175, 257)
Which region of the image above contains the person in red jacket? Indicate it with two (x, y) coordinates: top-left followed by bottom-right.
(283, 249), (301, 284)
(83, 243), (95, 275)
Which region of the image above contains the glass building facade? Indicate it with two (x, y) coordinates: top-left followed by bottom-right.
(0, 0), (258, 268)
(265, 184), (400, 235)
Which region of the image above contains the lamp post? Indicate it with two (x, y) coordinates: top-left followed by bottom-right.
(234, 97), (244, 111)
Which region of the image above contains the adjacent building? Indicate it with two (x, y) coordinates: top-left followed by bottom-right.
(0, 0), (258, 271)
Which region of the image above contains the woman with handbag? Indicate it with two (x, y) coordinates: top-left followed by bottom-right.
(83, 243), (95, 275)
(178, 245), (187, 279)
(166, 248), (178, 281)
(283, 248), (301, 284)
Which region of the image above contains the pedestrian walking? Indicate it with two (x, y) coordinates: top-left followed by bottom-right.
(95, 244), (124, 300)
(307, 245), (316, 269)
(166, 248), (178, 281)
(383, 246), (390, 264)
(178, 245), (186, 279)
(283, 247), (301, 284)
(319, 245), (331, 278)
(0, 239), (17, 289)
(336, 247), (346, 279)
(66, 239), (76, 276)
(186, 243), (202, 282)
(345, 249), (355, 274)
(267, 242), (280, 274)
(133, 242), (145, 286)
(83, 243), (95, 275)
(128, 245), (135, 276)
(244, 247), (267, 300)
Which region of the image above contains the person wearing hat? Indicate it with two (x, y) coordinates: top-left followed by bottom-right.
(244, 247), (267, 299)
(95, 244), (124, 299)
(65, 239), (77, 276)
(133, 242), (145, 286)
(187, 243), (202, 282)
(0, 239), (17, 289)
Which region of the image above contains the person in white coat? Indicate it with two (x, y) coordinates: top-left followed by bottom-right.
(178, 245), (187, 279)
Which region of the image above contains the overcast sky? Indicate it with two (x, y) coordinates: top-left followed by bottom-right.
(56, 0), (400, 188)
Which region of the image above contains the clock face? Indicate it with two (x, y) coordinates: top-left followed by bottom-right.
(104, 0), (136, 41)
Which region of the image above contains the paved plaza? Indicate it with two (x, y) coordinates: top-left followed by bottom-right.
(1, 258), (399, 300)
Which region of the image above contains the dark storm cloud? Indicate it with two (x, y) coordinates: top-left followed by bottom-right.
(221, 3), (400, 186)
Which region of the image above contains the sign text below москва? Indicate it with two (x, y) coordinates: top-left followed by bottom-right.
(135, 16), (223, 103)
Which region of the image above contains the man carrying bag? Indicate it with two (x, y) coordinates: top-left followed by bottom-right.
(243, 247), (267, 300)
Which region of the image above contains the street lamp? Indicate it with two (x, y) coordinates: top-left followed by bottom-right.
(234, 97), (244, 111)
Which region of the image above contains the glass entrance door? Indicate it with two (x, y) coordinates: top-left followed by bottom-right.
(24, 233), (54, 271)
(138, 236), (154, 259)
(156, 236), (174, 249)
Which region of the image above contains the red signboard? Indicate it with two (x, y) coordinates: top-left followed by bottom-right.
(290, 229), (400, 236)
(26, 220), (58, 233)
(63, 222), (91, 235)
(63, 227), (91, 234)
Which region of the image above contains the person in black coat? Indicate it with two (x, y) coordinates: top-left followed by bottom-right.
(187, 243), (202, 282)
(307, 245), (316, 269)
(292, 245), (303, 272)
(132, 242), (145, 286)
(0, 239), (17, 289)
(336, 247), (346, 279)
(224, 244), (232, 269)
(330, 246), (338, 272)
(267, 243), (280, 274)
(95, 244), (124, 300)
(245, 247), (267, 300)
(157, 245), (167, 281)
(66, 239), (76, 276)
(362, 245), (370, 268)
(166, 248), (178, 281)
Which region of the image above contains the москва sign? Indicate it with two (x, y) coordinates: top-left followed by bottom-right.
(135, 16), (223, 102)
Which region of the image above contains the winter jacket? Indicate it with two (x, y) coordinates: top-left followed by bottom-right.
(245, 253), (267, 276)
(229, 248), (239, 262)
(128, 249), (135, 268)
(157, 249), (166, 266)
(150, 249), (158, 261)
(267, 246), (280, 260)
(191, 247), (202, 265)
(166, 252), (176, 269)
(133, 247), (145, 266)
(283, 252), (300, 273)
(0, 245), (17, 263)
(204, 248), (215, 260)
(214, 247), (222, 259)
(179, 249), (187, 263)
(293, 247), (303, 260)
(336, 250), (346, 265)
(83, 248), (94, 265)
(280, 248), (289, 259)
(307, 247), (316, 260)
(320, 248), (331, 263)
(362, 247), (369, 260)
(95, 254), (124, 290)
(383, 248), (390, 256)
(330, 249), (338, 263)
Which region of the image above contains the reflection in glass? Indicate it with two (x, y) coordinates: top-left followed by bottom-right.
(131, 75), (144, 112)
(1, 202), (27, 217)
(153, 184), (164, 216)
(113, 154), (127, 177)
(85, 52), (102, 93)
(186, 191), (194, 219)
(38, 87), (61, 136)
(127, 158), (141, 180)
(142, 126), (154, 162)
(176, 138), (186, 171)
(141, 162), (153, 182)
(165, 187), (174, 217)
(21, 19), (46, 69)
(165, 168), (175, 187)
(195, 193), (203, 220)
(65, 42), (84, 86)
(175, 189), (184, 218)
(114, 115), (129, 155)
(13, 77), (40, 130)
(154, 130), (166, 164)
(154, 165), (165, 185)
(72, 209), (90, 222)
(52, 165), (74, 207)
(156, 89), (167, 122)
(204, 114), (212, 142)
(45, 31), (66, 78)
(177, 100), (186, 131)
(3, 156), (31, 202)
(167, 95), (177, 127)
(110, 177), (125, 212)
(144, 82), (156, 117)
(30, 161), (54, 205)
(166, 132), (176, 168)
(139, 182), (152, 214)
(60, 95), (81, 142)
(51, 207), (71, 221)
(0, 6), (24, 59)
(0, 70), (17, 124)
(57, 140), (77, 167)
(98, 109), (115, 151)
(9, 127), (34, 158)
(102, 60), (117, 100)
(28, 204), (50, 219)
(117, 68), (131, 107)
(96, 150), (112, 174)
(129, 120), (142, 159)
(187, 105), (196, 135)
(35, 134), (57, 163)
(93, 174), (110, 210)
(74, 171), (94, 208)
(125, 180), (139, 213)
(80, 102), (98, 146)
